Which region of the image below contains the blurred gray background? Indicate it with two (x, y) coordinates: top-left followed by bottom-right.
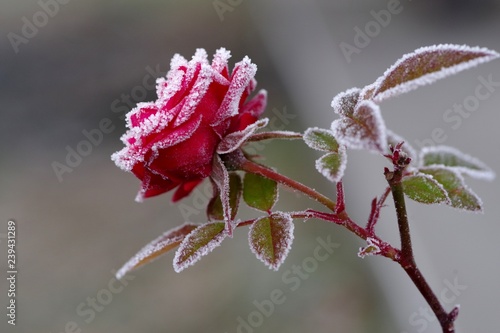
(1, 0), (500, 332)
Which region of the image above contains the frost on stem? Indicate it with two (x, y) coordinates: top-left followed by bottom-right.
(358, 238), (382, 259)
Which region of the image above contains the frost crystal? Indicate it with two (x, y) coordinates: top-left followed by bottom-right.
(331, 87), (360, 115)
(358, 238), (381, 259)
(331, 100), (387, 153)
(173, 222), (227, 273)
(217, 118), (269, 154)
(248, 213), (294, 271)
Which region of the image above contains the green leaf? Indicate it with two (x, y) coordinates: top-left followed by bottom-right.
(243, 172), (278, 212)
(420, 167), (483, 212)
(207, 173), (242, 221)
(303, 127), (340, 152)
(402, 173), (449, 204)
(116, 223), (199, 279)
(419, 146), (495, 180)
(249, 213), (294, 271)
(315, 149), (347, 183)
(173, 222), (226, 272)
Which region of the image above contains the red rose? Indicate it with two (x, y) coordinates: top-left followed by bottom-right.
(112, 48), (267, 202)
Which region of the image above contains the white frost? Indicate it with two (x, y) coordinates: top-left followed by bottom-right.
(331, 87), (360, 115)
(115, 223), (199, 279)
(371, 44), (500, 103)
(248, 213), (294, 271)
(357, 237), (381, 259)
(315, 147), (347, 183)
(331, 100), (387, 153)
(217, 118), (269, 154)
(173, 223), (227, 273)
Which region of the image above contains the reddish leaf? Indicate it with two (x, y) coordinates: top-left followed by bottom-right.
(371, 44), (499, 102)
(331, 100), (387, 153)
(116, 223), (198, 279)
(248, 213), (294, 271)
(173, 222), (227, 272)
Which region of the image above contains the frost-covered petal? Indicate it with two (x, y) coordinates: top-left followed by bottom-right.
(240, 89), (268, 118)
(214, 56), (257, 125)
(217, 118), (269, 154)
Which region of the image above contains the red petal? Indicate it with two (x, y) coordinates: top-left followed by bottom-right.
(172, 179), (204, 202)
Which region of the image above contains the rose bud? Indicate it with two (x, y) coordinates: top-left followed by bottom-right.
(112, 48), (267, 202)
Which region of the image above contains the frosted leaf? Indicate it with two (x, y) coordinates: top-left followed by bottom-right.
(315, 147), (347, 183)
(386, 130), (418, 164)
(116, 223), (199, 279)
(217, 118), (269, 154)
(173, 65), (213, 127)
(420, 167), (483, 212)
(402, 173), (449, 205)
(248, 213), (294, 271)
(371, 44), (500, 103)
(210, 155), (233, 235)
(173, 222), (227, 272)
(215, 56), (257, 125)
(303, 127), (340, 152)
(358, 238), (381, 259)
(207, 173), (242, 221)
(211, 47), (231, 74)
(243, 172), (278, 212)
(419, 145), (495, 181)
(359, 82), (377, 101)
(331, 100), (387, 153)
(331, 87), (360, 115)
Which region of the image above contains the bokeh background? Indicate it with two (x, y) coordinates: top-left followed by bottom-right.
(1, 0), (500, 332)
